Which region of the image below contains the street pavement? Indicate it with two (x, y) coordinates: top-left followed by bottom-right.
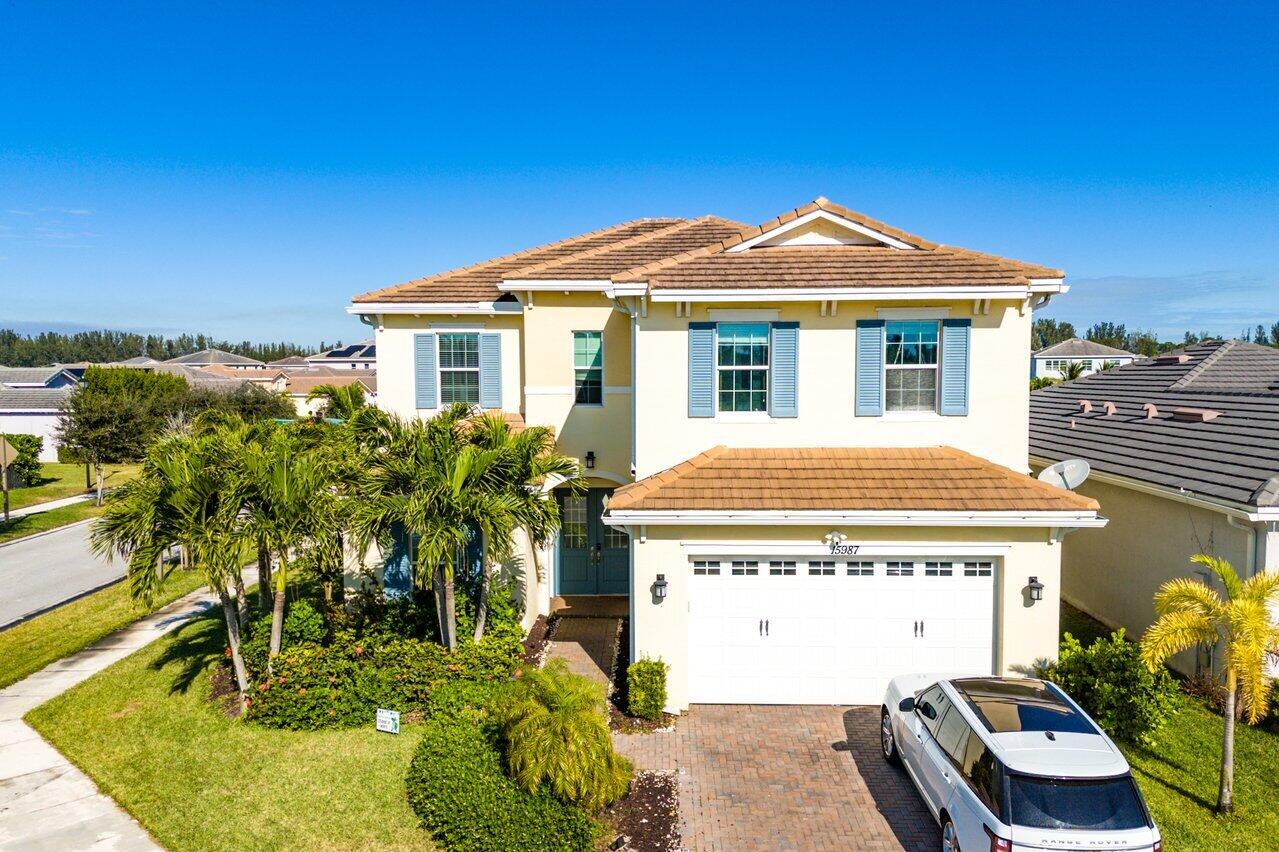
(0, 522), (122, 629)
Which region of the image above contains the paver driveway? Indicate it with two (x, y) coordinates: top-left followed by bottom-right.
(615, 705), (936, 851)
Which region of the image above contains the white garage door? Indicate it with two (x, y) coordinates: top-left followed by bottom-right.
(688, 557), (996, 705)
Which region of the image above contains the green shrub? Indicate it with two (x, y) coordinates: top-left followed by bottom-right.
(1, 434), (43, 487)
(1040, 630), (1180, 745)
(627, 657), (669, 720)
(405, 719), (597, 852)
(494, 660), (632, 812)
(283, 599), (326, 645)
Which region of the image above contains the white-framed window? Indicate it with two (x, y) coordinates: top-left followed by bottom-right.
(717, 322), (769, 412)
(438, 332), (481, 404)
(885, 321), (939, 412)
(573, 331), (603, 405)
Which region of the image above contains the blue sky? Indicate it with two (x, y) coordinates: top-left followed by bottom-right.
(2, 1), (1276, 346)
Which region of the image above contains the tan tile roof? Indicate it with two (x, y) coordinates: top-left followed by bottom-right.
(608, 446), (1098, 513)
(353, 219), (684, 303)
(504, 217), (749, 280)
(202, 365), (288, 380)
(285, 374), (378, 394)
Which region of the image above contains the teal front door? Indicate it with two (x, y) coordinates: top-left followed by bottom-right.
(558, 488), (629, 595)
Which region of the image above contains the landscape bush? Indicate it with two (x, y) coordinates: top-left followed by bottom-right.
(626, 657), (669, 720)
(494, 659), (632, 812)
(405, 718), (597, 852)
(1040, 630), (1180, 745)
(1, 433), (43, 487)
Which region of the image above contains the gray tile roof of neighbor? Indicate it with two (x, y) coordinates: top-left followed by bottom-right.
(1030, 340), (1279, 508)
(0, 366), (75, 386)
(1034, 338), (1136, 358)
(0, 386), (71, 411)
(163, 348), (265, 367)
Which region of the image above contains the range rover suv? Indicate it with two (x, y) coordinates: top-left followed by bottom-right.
(881, 675), (1161, 851)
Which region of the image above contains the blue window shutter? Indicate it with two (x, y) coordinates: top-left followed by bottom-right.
(414, 334), (438, 409)
(688, 322), (715, 417)
(478, 333), (502, 409)
(940, 319), (971, 416)
(768, 322), (798, 417)
(855, 320), (884, 416)
(383, 522), (413, 597)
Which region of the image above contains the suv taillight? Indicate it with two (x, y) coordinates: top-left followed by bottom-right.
(984, 825), (1012, 852)
(1153, 842), (1161, 852)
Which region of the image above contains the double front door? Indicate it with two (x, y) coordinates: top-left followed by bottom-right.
(558, 488), (629, 595)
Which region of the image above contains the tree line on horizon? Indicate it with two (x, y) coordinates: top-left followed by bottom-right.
(1032, 318), (1279, 356)
(0, 328), (341, 368)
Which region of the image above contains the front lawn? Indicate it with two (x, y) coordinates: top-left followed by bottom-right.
(7, 461), (138, 510)
(26, 613), (431, 851)
(0, 567), (207, 689)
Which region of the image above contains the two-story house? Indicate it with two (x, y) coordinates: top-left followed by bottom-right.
(348, 198), (1103, 711)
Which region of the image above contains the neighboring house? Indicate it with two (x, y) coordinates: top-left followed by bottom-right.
(1030, 339), (1279, 675)
(163, 348), (265, 370)
(266, 355), (313, 370)
(285, 372), (377, 416)
(0, 366), (79, 389)
(348, 197), (1103, 712)
(307, 340), (376, 370)
(0, 367), (79, 461)
(1031, 337), (1136, 379)
(201, 364), (290, 392)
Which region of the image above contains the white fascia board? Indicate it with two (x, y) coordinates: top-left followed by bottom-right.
(680, 541), (1013, 557)
(346, 301), (520, 316)
(1028, 278), (1068, 294)
(726, 209), (917, 252)
(605, 283), (648, 298)
(603, 509), (1106, 528)
(499, 279), (612, 292)
(0, 408), (61, 414)
(647, 286), (1029, 303)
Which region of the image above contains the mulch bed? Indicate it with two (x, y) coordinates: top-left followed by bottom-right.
(208, 665), (245, 719)
(601, 770), (680, 852)
(608, 618), (678, 734)
(521, 613), (557, 665)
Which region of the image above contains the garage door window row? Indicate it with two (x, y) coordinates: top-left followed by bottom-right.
(691, 559), (995, 578)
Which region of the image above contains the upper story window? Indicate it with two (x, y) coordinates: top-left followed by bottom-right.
(885, 320), (938, 412)
(573, 331), (603, 405)
(438, 332), (480, 404)
(717, 322), (769, 412)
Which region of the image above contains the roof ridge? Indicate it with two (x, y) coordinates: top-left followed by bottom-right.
(504, 217), (743, 279)
(609, 445), (728, 510)
(1170, 339), (1235, 389)
(354, 217), (684, 302)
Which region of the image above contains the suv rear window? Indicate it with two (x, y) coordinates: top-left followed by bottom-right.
(1008, 774), (1149, 831)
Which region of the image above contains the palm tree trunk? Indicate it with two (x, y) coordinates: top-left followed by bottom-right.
(268, 555), (288, 668)
(473, 560), (492, 643)
(94, 462), (104, 506)
(1218, 669), (1237, 813)
(233, 572), (250, 631)
(432, 564), (457, 651)
(256, 542), (272, 612)
(218, 589), (250, 712)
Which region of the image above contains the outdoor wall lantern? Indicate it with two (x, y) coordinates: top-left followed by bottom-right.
(653, 574), (668, 601)
(585, 451), (596, 470)
(1028, 576), (1044, 602)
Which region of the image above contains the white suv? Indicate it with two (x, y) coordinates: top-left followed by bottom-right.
(881, 675), (1161, 852)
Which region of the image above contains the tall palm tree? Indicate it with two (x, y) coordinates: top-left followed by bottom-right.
(1140, 554), (1279, 813)
(306, 382), (367, 421)
(91, 431), (254, 709)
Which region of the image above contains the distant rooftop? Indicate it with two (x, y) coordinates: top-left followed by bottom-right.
(164, 348), (265, 367)
(0, 385), (71, 411)
(1034, 337), (1136, 359)
(0, 366), (75, 387)
(308, 341), (375, 362)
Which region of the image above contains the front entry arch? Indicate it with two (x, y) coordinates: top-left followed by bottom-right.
(557, 487), (629, 595)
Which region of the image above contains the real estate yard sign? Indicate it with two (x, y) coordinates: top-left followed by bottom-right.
(375, 708), (400, 735)
(0, 437), (14, 522)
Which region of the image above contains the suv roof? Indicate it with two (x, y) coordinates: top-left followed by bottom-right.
(941, 677), (1130, 779)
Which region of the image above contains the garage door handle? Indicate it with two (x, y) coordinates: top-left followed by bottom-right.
(913, 620), (919, 638)
(765, 619), (769, 636)
(920, 620), (924, 638)
(759, 619), (763, 636)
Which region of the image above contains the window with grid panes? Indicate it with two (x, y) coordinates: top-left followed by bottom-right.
(438, 333), (480, 404)
(885, 321), (939, 411)
(573, 331), (603, 405)
(846, 561), (874, 576)
(769, 560), (797, 575)
(717, 323), (768, 412)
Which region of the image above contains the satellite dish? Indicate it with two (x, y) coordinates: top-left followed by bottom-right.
(1038, 459), (1091, 490)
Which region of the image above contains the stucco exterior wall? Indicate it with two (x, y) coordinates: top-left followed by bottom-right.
(632, 299), (1032, 477)
(1051, 475), (1253, 675)
(628, 523), (1062, 711)
(0, 412), (62, 462)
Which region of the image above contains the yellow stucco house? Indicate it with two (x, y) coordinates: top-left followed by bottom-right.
(347, 198), (1103, 711)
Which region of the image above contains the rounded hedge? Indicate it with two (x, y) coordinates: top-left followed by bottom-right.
(405, 719), (597, 852)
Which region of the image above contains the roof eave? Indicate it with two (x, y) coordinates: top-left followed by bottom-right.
(644, 285), (1034, 303)
(346, 301), (522, 316)
(603, 509), (1106, 527)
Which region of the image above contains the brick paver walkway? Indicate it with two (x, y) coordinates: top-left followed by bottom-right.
(615, 704), (936, 851)
(545, 616), (621, 688)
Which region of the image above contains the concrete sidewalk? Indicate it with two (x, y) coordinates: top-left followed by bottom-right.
(0, 576), (248, 850)
(5, 493), (96, 521)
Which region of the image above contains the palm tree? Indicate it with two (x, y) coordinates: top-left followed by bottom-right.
(1140, 554), (1279, 813)
(1061, 359), (1088, 381)
(306, 382), (367, 421)
(91, 431), (254, 709)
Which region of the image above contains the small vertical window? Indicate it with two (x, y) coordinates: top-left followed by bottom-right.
(573, 331), (603, 405)
(717, 323), (769, 412)
(885, 321), (939, 412)
(438, 333), (481, 404)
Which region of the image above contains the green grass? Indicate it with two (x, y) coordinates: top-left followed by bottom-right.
(1060, 600), (1115, 646)
(7, 462), (138, 510)
(26, 614), (430, 851)
(0, 568), (208, 689)
(1123, 701), (1279, 850)
(0, 500), (105, 544)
